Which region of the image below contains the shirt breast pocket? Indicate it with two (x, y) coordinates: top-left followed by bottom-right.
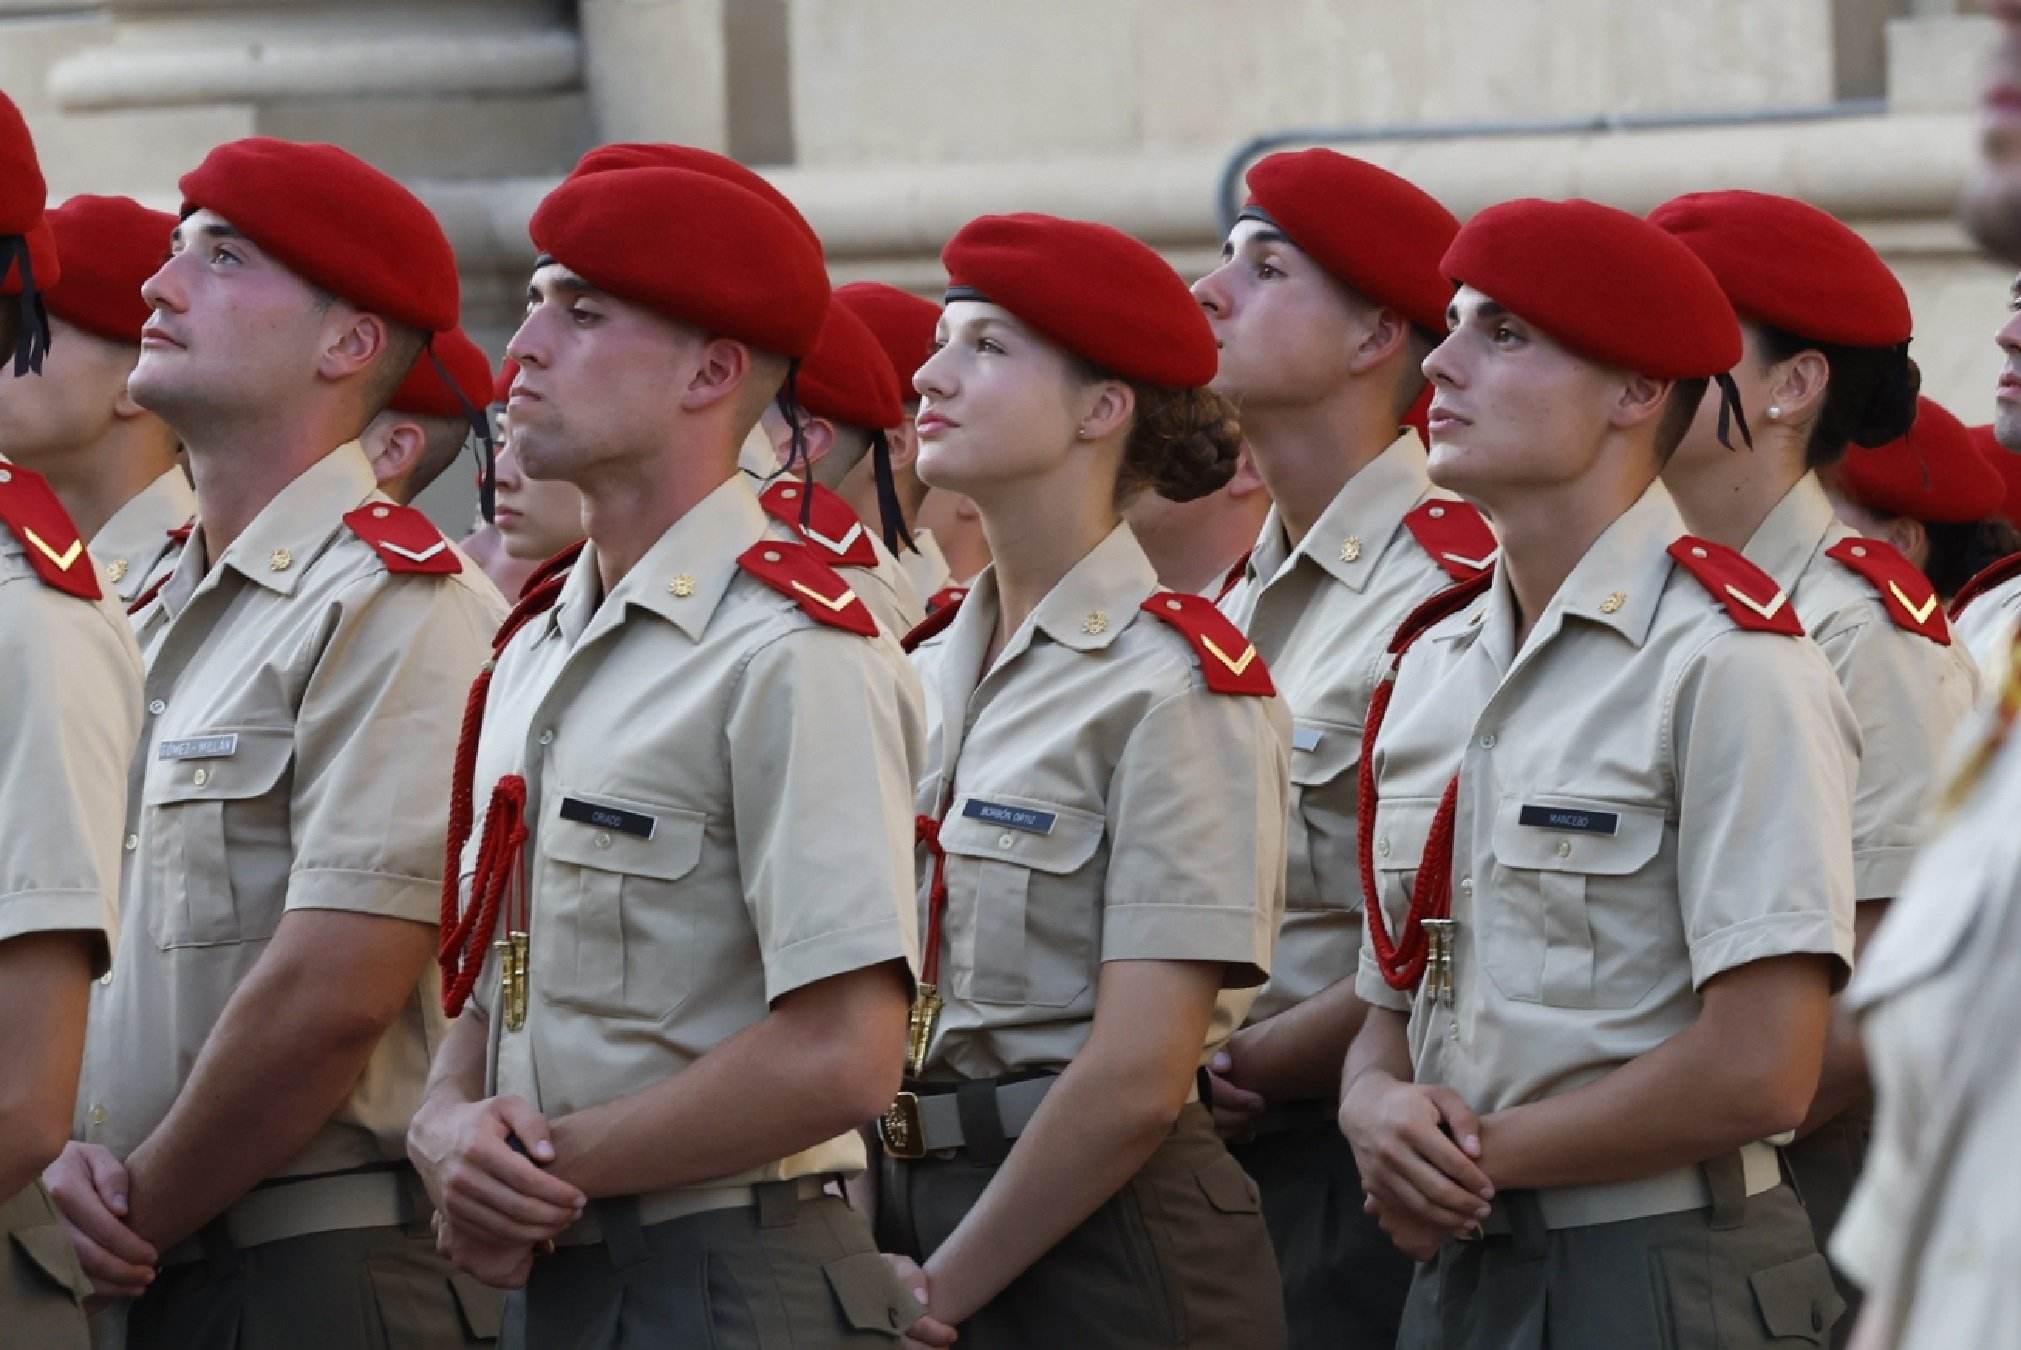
(538, 792), (706, 1022)
(1488, 797), (1667, 1009)
(940, 797), (1104, 1009)
(143, 728), (294, 949)
(1288, 718), (1364, 913)
(1369, 796), (1442, 939)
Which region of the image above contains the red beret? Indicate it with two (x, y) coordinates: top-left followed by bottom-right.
(494, 356), (519, 408)
(1442, 198), (1741, 380)
(1650, 191), (1910, 349)
(386, 326), (492, 419)
(1836, 399), (2005, 523)
(1242, 149), (1459, 333)
(567, 143), (820, 250)
(1, 89), (57, 296)
(529, 167), (829, 359)
(1968, 423), (2021, 528)
(792, 302), (903, 430)
(834, 282), (938, 397)
(43, 196), (174, 344)
(942, 213), (1215, 388)
(179, 138), (459, 333)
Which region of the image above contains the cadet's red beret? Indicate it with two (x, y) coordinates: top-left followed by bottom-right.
(1967, 423), (2021, 527)
(1442, 199), (1741, 380)
(567, 143), (821, 250)
(834, 282), (938, 397)
(178, 138), (459, 333)
(529, 167), (829, 359)
(1650, 190), (1910, 349)
(942, 213), (1215, 388)
(43, 196), (174, 344)
(386, 326), (491, 419)
(1, 90), (57, 296)
(792, 302), (903, 430)
(1242, 149), (1459, 333)
(1836, 399), (2005, 523)
(493, 356), (519, 407)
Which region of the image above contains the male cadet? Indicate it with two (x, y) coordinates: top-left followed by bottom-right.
(407, 164), (929, 1346)
(361, 323), (493, 507)
(1339, 199), (1858, 1349)
(1834, 4), (2021, 1341)
(0, 195), (191, 607)
(41, 138), (506, 1347)
(1123, 443), (1271, 597)
(755, 300), (926, 636)
(1190, 147), (1485, 1347)
(0, 89), (145, 1350)
(830, 282), (954, 602)
(1949, 272), (2021, 662)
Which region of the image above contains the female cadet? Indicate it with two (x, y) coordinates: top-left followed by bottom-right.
(1650, 193), (1982, 1341)
(875, 214), (1292, 1349)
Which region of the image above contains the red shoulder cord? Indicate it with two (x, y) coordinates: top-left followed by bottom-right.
(438, 554), (577, 1016)
(915, 812), (951, 989)
(1356, 571), (1492, 991)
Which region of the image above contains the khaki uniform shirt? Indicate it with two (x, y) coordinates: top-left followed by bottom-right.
(468, 475), (924, 1187)
(1220, 431), (1490, 1023)
(1357, 483), (1858, 1117)
(1743, 474), (1977, 901)
(0, 458), (143, 972)
(90, 467), (194, 608)
(79, 443), (505, 1176)
(910, 523), (1291, 1080)
(1831, 649), (2021, 1347)
(1953, 572), (2021, 674)
(899, 529), (955, 604)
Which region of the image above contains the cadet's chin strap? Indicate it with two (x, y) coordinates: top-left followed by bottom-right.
(773, 359), (816, 528)
(869, 427), (917, 555)
(425, 338), (497, 524)
(2, 238), (52, 378)
(1713, 372), (1754, 453)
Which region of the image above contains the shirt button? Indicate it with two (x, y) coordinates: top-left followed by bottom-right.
(1377, 837), (1391, 858)
(99, 972), (112, 987)
(538, 728), (555, 746)
(147, 699), (166, 715)
(1459, 876), (1473, 896)
(192, 767), (210, 787)
(88, 1105), (106, 1126)
(593, 832), (612, 849)
(997, 833), (1015, 849)
(1556, 839), (1573, 858)
(124, 834), (139, 852)
(1478, 733), (1496, 749)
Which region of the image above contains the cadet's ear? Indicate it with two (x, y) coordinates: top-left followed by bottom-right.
(885, 419), (921, 475)
(799, 415), (838, 467)
(1883, 514), (1929, 571)
(362, 415), (425, 489)
(1610, 373), (1670, 432)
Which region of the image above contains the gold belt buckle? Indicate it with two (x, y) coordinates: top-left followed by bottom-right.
(878, 1091), (925, 1160)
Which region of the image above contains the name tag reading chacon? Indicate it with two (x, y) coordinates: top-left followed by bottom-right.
(559, 797), (657, 840)
(962, 799), (1057, 835)
(157, 733), (240, 761)
(1518, 804), (1619, 836)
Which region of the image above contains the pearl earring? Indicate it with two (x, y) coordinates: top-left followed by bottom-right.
(1766, 405), (1783, 421)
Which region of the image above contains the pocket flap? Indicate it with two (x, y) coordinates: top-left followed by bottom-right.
(822, 1250), (920, 1337)
(541, 790), (706, 881)
(1492, 797), (1664, 875)
(1196, 1151), (1263, 1215)
(1371, 796), (1443, 874)
(938, 795), (1103, 875)
(143, 728), (292, 805)
(1748, 1252), (1843, 1344)
(8, 1223), (91, 1302)
(1290, 717), (1362, 788)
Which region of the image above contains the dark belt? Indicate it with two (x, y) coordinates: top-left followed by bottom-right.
(879, 1073), (1059, 1163)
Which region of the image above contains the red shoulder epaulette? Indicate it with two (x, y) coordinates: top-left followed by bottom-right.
(0, 462), (101, 600)
(518, 539), (583, 601)
(1401, 499), (1496, 581)
(903, 589), (966, 653)
(344, 502), (461, 576)
(1950, 550), (2021, 621)
(1139, 591), (1275, 696)
(738, 540), (879, 637)
(1213, 548), (1252, 604)
(1666, 536), (1804, 635)
(759, 479), (878, 569)
(1824, 537), (1950, 645)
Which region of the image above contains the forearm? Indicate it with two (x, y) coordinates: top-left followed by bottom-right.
(1229, 976), (1371, 1103)
(1340, 1003), (1415, 1104)
(0, 933), (92, 1197)
(420, 1009), (491, 1115)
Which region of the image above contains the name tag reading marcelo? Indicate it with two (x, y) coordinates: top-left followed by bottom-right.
(1518, 804), (1619, 836)
(962, 799), (1057, 835)
(560, 797), (657, 839)
(157, 733), (240, 761)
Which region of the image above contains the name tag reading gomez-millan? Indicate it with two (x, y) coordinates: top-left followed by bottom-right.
(157, 734), (240, 761)
(1517, 804), (1619, 836)
(961, 798), (1057, 835)
(559, 797), (657, 840)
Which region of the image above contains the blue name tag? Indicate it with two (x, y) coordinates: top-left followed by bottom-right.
(962, 798), (1057, 835)
(158, 733), (239, 761)
(1291, 726), (1323, 753)
(559, 796), (657, 839)
(1518, 804), (1619, 836)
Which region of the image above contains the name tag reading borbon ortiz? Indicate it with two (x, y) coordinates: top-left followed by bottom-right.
(560, 796), (657, 840)
(961, 798), (1057, 835)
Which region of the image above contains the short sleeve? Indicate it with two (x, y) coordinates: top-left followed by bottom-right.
(1670, 631), (1858, 988)
(0, 583), (143, 974)
(285, 574), (502, 921)
(728, 626), (923, 1002)
(1101, 684), (1290, 988)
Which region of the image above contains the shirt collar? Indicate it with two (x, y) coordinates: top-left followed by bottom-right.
(1251, 430), (1435, 594)
(91, 467), (195, 576)
(1741, 472), (1840, 593)
(1024, 522), (1162, 655)
(203, 441), (378, 597)
(552, 475), (769, 648)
